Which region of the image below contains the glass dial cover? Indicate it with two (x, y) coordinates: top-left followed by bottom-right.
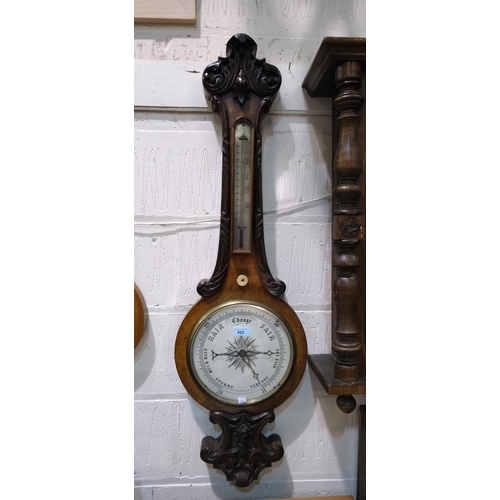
(189, 300), (295, 406)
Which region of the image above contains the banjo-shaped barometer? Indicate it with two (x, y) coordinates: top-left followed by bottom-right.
(175, 34), (308, 487)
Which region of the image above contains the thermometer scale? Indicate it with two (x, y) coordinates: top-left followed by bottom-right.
(233, 120), (252, 251)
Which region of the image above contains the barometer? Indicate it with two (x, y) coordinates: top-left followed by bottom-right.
(175, 34), (308, 487)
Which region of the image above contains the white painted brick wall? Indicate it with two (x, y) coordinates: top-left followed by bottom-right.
(134, 1), (366, 498)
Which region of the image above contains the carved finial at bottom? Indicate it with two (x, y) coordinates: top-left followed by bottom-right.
(200, 411), (284, 487)
(336, 395), (357, 414)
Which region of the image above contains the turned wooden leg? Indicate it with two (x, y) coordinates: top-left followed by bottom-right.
(331, 61), (364, 382)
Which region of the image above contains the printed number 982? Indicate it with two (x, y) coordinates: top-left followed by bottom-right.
(234, 327), (250, 337)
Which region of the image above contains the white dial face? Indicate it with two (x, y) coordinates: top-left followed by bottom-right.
(189, 301), (294, 406)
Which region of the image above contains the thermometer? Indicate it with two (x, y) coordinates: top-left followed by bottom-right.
(233, 120), (252, 251)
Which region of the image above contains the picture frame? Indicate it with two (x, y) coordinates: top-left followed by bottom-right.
(134, 0), (196, 25)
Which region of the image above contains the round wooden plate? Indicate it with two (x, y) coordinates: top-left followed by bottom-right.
(134, 284), (147, 348)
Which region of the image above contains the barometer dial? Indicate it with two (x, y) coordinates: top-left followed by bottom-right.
(189, 301), (294, 406)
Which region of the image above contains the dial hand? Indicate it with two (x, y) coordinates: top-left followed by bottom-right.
(239, 351), (260, 382)
(246, 349), (277, 357)
(211, 350), (239, 361)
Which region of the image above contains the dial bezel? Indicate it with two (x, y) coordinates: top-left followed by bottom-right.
(175, 258), (309, 415)
(188, 299), (296, 407)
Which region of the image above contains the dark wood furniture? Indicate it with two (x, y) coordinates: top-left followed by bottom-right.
(303, 37), (366, 500)
(302, 37), (366, 413)
(357, 404), (366, 500)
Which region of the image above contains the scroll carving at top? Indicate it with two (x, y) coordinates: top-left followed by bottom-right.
(203, 33), (281, 104)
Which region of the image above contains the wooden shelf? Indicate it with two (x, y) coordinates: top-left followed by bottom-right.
(308, 354), (366, 396)
(302, 37), (366, 97)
